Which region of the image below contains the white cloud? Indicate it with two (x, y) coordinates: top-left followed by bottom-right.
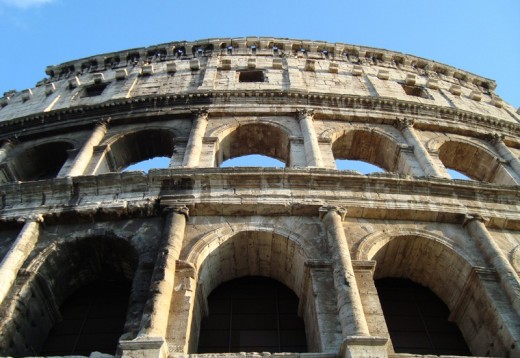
(0, 0), (54, 8)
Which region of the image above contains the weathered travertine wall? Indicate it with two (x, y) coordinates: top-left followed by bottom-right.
(0, 37), (519, 358)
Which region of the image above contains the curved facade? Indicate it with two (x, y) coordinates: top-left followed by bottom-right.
(0, 37), (519, 358)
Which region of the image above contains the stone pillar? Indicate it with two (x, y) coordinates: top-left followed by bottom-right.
(320, 207), (388, 357)
(489, 133), (520, 178)
(0, 215), (43, 306)
(182, 109), (208, 167)
(395, 117), (444, 177)
(298, 109), (324, 167)
(123, 206), (188, 358)
(0, 139), (15, 163)
(319, 206), (370, 336)
(463, 214), (520, 315)
(66, 119), (110, 177)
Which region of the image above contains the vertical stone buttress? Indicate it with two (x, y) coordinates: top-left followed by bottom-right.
(122, 206), (188, 358)
(395, 118), (444, 177)
(0, 215), (43, 306)
(182, 109), (208, 167)
(489, 133), (520, 178)
(66, 119), (110, 177)
(463, 214), (520, 315)
(298, 109), (324, 167)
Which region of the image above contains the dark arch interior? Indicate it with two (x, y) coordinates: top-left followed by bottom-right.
(0, 237), (138, 357)
(12, 141), (73, 181)
(198, 276), (307, 353)
(216, 124), (290, 166)
(41, 280), (131, 356)
(108, 129), (174, 171)
(332, 130), (399, 172)
(375, 278), (471, 356)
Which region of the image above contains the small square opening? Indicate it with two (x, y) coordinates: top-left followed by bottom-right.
(82, 83), (108, 97)
(401, 84), (431, 99)
(239, 70), (265, 83)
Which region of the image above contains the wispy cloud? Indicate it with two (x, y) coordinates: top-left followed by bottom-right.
(0, 0), (54, 9)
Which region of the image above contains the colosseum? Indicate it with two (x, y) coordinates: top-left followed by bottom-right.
(0, 37), (519, 358)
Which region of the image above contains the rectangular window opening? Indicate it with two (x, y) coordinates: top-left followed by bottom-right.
(82, 83), (109, 97)
(401, 84), (431, 99)
(239, 70), (265, 83)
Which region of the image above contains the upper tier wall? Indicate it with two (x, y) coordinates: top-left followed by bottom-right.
(0, 37), (518, 125)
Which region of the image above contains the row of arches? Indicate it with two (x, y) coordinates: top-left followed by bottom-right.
(1, 120), (518, 184)
(0, 224), (514, 357)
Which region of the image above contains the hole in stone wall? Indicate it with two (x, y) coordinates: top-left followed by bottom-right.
(335, 159), (384, 174)
(239, 70), (265, 83)
(221, 154), (284, 168)
(401, 84), (432, 99)
(82, 83), (109, 97)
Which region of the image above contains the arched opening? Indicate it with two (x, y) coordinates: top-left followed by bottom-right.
(183, 230), (317, 353)
(375, 278), (470, 355)
(335, 159), (384, 174)
(104, 129), (174, 172)
(0, 236), (138, 356)
(332, 130), (403, 173)
(216, 124), (290, 167)
(438, 141), (514, 184)
(221, 154), (285, 168)
(369, 234), (509, 356)
(198, 277), (306, 353)
(11, 141), (73, 181)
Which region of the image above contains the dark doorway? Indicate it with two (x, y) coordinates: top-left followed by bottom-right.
(41, 280), (131, 356)
(375, 278), (471, 355)
(198, 277), (307, 353)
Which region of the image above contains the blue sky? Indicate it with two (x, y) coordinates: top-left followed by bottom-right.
(0, 0), (518, 177)
(0, 0), (518, 107)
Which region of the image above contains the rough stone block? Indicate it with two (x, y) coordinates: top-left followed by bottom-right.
(449, 84), (462, 96)
(377, 70), (389, 80)
(116, 68), (128, 80)
(352, 65), (363, 76)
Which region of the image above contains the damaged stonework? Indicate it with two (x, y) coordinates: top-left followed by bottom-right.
(0, 37), (519, 358)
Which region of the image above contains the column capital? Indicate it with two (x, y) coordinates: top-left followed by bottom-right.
(191, 108), (209, 119)
(487, 133), (505, 145)
(18, 214), (44, 224)
(319, 205), (347, 220)
(463, 213), (489, 227)
(164, 205), (189, 219)
(297, 108), (315, 121)
(95, 116), (111, 128)
(394, 117), (415, 130)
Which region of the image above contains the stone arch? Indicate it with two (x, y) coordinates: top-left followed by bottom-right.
(100, 128), (176, 172)
(331, 128), (408, 173)
(212, 121), (292, 166)
(437, 139), (515, 184)
(355, 230), (473, 307)
(183, 226), (324, 353)
(358, 230), (508, 356)
(8, 140), (74, 181)
(0, 235), (139, 356)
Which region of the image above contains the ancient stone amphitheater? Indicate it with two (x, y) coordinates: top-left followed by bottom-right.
(0, 37), (519, 358)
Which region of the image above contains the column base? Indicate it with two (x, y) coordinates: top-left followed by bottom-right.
(339, 336), (388, 358)
(120, 337), (169, 358)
